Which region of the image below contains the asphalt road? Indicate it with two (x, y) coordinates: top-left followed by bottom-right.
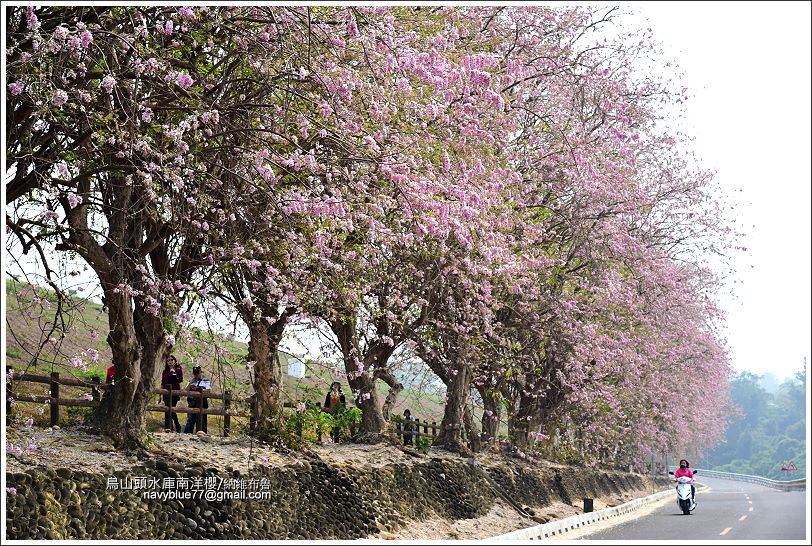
(578, 475), (807, 541)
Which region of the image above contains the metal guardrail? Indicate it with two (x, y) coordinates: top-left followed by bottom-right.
(486, 488), (675, 541)
(670, 467), (805, 491)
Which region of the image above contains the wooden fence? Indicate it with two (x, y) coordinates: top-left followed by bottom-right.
(7, 368), (456, 443)
(6, 369), (239, 436)
(392, 415), (468, 442)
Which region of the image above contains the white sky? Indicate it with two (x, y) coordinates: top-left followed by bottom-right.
(628, 1), (811, 381)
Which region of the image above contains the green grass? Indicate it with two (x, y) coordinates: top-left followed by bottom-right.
(73, 366), (108, 382)
(6, 346), (22, 359)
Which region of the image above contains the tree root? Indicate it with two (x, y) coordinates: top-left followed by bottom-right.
(431, 437), (473, 458)
(349, 431), (399, 445)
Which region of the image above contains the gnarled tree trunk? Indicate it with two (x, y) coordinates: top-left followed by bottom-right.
(331, 317), (401, 443)
(432, 360), (474, 455)
(476, 384), (502, 448)
(89, 284), (170, 450)
(462, 400), (481, 453)
(241, 304), (296, 441)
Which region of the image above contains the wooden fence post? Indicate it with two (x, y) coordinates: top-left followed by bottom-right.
(223, 390), (231, 437)
(164, 386), (172, 430)
(50, 372), (59, 427)
(196, 391), (203, 432)
(432, 421), (437, 438)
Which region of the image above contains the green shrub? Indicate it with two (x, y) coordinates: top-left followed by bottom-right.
(332, 407), (362, 440)
(286, 401), (333, 441)
(415, 435), (432, 453)
(284, 402), (362, 443)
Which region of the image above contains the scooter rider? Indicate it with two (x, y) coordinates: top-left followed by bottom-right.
(673, 459), (696, 505)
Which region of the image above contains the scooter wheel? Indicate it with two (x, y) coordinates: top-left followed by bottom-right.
(679, 499), (691, 515)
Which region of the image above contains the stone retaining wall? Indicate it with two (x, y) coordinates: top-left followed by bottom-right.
(5, 457), (672, 540)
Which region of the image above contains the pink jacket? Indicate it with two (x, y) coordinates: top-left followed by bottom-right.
(674, 467), (694, 482)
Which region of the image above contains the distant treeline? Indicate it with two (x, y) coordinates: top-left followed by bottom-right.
(705, 370), (806, 480)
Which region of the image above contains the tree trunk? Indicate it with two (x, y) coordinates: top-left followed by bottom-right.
(433, 361), (473, 455)
(417, 340), (476, 454)
(247, 320), (283, 436)
(243, 305), (294, 441)
(89, 287), (168, 450)
(462, 401), (481, 453)
(507, 406), (531, 449)
(354, 381), (388, 441)
(374, 367), (403, 421)
(331, 318), (397, 443)
(477, 385), (501, 447)
(342, 368), (389, 442)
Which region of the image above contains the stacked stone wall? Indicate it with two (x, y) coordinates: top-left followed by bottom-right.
(5, 457), (672, 540)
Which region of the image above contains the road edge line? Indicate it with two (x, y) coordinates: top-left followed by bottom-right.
(484, 487), (681, 541)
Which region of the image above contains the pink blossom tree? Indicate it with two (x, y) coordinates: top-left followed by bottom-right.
(5, 5), (736, 462)
(4, 5), (381, 447)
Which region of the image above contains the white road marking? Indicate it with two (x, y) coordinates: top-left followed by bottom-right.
(739, 515), (747, 521)
(720, 527), (732, 535)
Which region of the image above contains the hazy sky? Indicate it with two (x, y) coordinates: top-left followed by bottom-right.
(629, 1), (811, 381)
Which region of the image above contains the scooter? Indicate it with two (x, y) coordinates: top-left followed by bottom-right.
(668, 470), (698, 515)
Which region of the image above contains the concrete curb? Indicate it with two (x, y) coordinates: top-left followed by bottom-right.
(484, 488), (676, 541)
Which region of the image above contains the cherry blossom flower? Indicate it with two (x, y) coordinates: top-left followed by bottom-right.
(8, 81), (24, 95)
(79, 30), (94, 48)
(51, 89), (68, 106)
(66, 194), (83, 208)
(101, 75), (116, 92)
(25, 6), (40, 30)
(175, 73), (194, 89)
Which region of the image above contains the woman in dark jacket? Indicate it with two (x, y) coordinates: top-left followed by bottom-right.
(324, 381), (346, 412)
(160, 356), (183, 432)
(324, 382), (347, 443)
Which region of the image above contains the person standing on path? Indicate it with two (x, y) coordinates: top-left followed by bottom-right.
(401, 409), (416, 446)
(183, 366), (210, 433)
(324, 382), (346, 442)
(160, 356), (183, 432)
